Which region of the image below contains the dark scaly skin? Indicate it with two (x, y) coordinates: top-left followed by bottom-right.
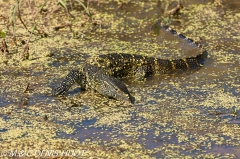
(52, 24), (208, 103)
(53, 64), (133, 103)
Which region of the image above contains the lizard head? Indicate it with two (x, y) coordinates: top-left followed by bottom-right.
(93, 73), (134, 104)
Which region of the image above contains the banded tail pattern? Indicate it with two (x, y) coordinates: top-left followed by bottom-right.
(160, 23), (208, 68)
(89, 23), (208, 78)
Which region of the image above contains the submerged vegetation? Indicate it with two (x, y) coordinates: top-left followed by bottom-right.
(0, 0), (240, 158)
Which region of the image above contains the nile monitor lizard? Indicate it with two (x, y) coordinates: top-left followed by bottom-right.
(52, 24), (208, 103)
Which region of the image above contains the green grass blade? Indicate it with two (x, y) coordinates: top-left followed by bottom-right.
(10, 5), (17, 23)
(58, 0), (68, 11)
(75, 0), (91, 18)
